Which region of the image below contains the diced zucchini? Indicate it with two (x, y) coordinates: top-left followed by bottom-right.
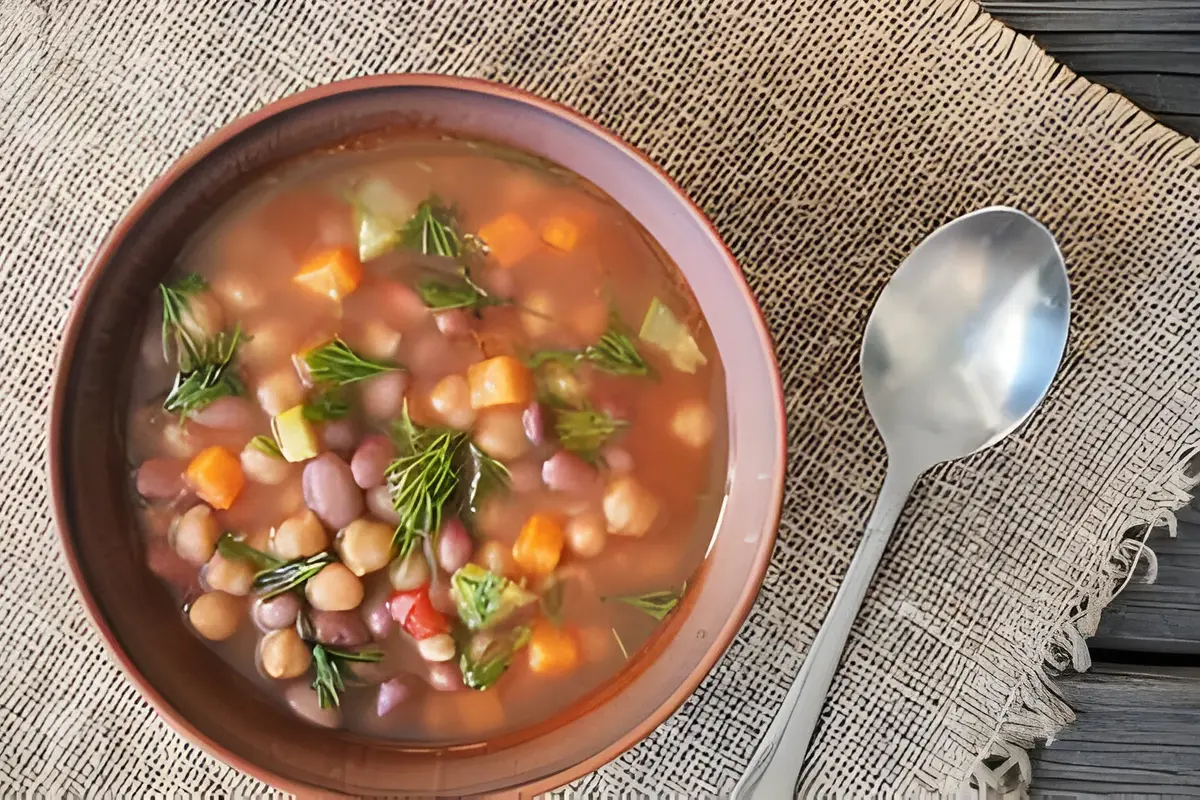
(271, 404), (319, 463)
(638, 298), (708, 374)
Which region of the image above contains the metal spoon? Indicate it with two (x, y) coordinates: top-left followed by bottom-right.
(733, 207), (1070, 799)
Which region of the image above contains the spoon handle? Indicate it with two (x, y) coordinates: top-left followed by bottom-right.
(733, 467), (917, 799)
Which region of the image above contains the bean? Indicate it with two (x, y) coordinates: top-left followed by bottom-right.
(436, 519), (474, 575)
(136, 458), (185, 500)
(508, 461), (543, 493)
(305, 563), (364, 611)
(427, 578), (456, 616)
(256, 369), (304, 417)
(360, 371), (409, 421)
(160, 422), (200, 459)
(417, 633), (456, 662)
(363, 594), (395, 640)
(376, 676), (416, 717)
(307, 609), (370, 647)
(565, 511), (607, 559)
(335, 518), (394, 576)
(429, 374), (474, 430)
(351, 435), (395, 489)
(211, 272), (264, 313)
(260, 628), (312, 679)
(241, 321), (294, 368)
(253, 593), (301, 631)
(285, 681), (341, 728)
(522, 402), (548, 446)
(387, 550), (431, 592)
(188, 591), (241, 641)
(426, 661), (465, 692)
(603, 475), (660, 537)
(358, 320), (403, 361)
(179, 291), (224, 342)
(671, 400), (715, 447)
(434, 309), (472, 339)
(366, 484), (401, 524)
(240, 444), (291, 486)
(203, 552), (255, 596)
(475, 540), (517, 579)
(171, 504), (221, 566)
(190, 396), (256, 431)
(321, 419), (359, 457)
(473, 407), (529, 461)
(381, 280), (429, 330)
(542, 450), (598, 494)
(271, 509), (328, 560)
(600, 445), (634, 473)
(303, 452), (364, 530)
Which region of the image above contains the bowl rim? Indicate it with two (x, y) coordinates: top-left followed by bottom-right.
(49, 72), (786, 797)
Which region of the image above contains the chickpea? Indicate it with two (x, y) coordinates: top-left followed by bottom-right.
(171, 504), (221, 566)
(475, 540), (518, 579)
(240, 442), (291, 486)
(211, 272), (264, 313)
(179, 291), (224, 343)
(387, 549), (432, 591)
(565, 511), (607, 559)
(335, 518), (394, 576)
(541, 362), (587, 408)
(520, 290), (555, 339)
(417, 633), (457, 662)
(259, 628), (312, 679)
(602, 475), (660, 537)
(429, 374), (475, 430)
(671, 400), (715, 448)
(160, 422), (200, 459)
(204, 552), (256, 596)
(188, 591), (242, 641)
(240, 321), (294, 368)
(359, 320), (403, 360)
(306, 563), (364, 611)
(472, 407), (530, 461)
(271, 509), (328, 560)
(256, 369), (304, 417)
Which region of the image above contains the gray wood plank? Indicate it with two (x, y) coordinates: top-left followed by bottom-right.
(1032, 664), (1200, 796)
(983, 2), (1200, 34)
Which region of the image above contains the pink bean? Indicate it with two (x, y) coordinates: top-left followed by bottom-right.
(428, 576), (456, 616)
(436, 519), (473, 574)
(508, 461), (543, 493)
(302, 452), (364, 530)
(364, 596), (394, 640)
(377, 676), (415, 717)
(190, 396), (257, 430)
(381, 281), (429, 330)
(434, 309), (473, 339)
(308, 609), (371, 647)
(542, 450), (598, 494)
(253, 594), (301, 631)
(351, 435), (396, 489)
(522, 402), (548, 445)
(360, 371), (410, 420)
(321, 419), (359, 456)
(426, 662), (465, 692)
(136, 457), (185, 500)
(366, 484), (401, 524)
(601, 445), (635, 473)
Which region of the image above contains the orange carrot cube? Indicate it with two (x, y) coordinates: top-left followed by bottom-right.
(478, 213), (537, 268)
(540, 217), (579, 252)
(512, 512), (565, 576)
(293, 247), (363, 301)
(185, 445), (245, 510)
(467, 355), (533, 410)
(528, 620), (580, 676)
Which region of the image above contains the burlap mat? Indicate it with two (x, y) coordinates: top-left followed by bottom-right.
(6, 0), (1200, 796)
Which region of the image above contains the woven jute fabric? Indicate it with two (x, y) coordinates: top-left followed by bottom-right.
(6, 0), (1200, 796)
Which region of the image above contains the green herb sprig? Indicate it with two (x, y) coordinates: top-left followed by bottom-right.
(159, 273), (208, 370)
(554, 407), (628, 459)
(459, 625), (532, 691)
(312, 645), (383, 709)
(584, 328), (648, 376)
(401, 198), (461, 259)
(217, 532), (283, 571)
(386, 405), (468, 556)
(248, 434), (283, 459)
(303, 387), (351, 421)
(462, 443), (510, 519)
(304, 338), (399, 386)
(162, 327), (245, 418)
(602, 586), (685, 621)
(251, 551), (337, 599)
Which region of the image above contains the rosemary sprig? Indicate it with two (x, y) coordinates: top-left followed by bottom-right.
(248, 434), (283, 459)
(304, 338), (399, 386)
(526, 350), (583, 370)
(251, 551), (336, 599)
(385, 406), (467, 555)
(415, 266), (507, 313)
(602, 586), (685, 621)
(554, 407), (628, 459)
(585, 327), (648, 376)
(459, 625), (532, 691)
(159, 273), (208, 370)
(216, 532), (283, 571)
(303, 386), (351, 421)
(461, 443), (510, 519)
(400, 198), (461, 259)
(162, 327), (245, 418)
(311, 645), (384, 709)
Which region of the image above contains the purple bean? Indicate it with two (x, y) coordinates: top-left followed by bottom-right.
(302, 452), (364, 530)
(542, 450), (598, 494)
(190, 396), (256, 430)
(351, 435), (395, 490)
(436, 519), (474, 574)
(366, 484), (401, 524)
(601, 445), (634, 473)
(508, 461), (543, 493)
(285, 681), (340, 728)
(376, 676), (415, 716)
(308, 609), (370, 647)
(364, 598), (394, 640)
(253, 594), (301, 631)
(434, 309), (472, 339)
(522, 402), (548, 445)
(360, 371), (410, 420)
(136, 458), (185, 500)
(320, 419), (358, 457)
(426, 661), (465, 692)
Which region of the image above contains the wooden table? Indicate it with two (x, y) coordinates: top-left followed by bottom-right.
(977, 6), (1200, 794)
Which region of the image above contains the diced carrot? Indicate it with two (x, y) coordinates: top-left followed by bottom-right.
(512, 512), (565, 576)
(467, 355), (533, 410)
(478, 212), (537, 268)
(185, 446), (245, 510)
(540, 217), (579, 252)
(293, 247), (363, 301)
(528, 620), (580, 676)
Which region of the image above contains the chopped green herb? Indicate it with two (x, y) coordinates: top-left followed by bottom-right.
(302, 386), (351, 421)
(540, 578), (565, 626)
(554, 407), (628, 459)
(638, 297), (707, 374)
(162, 327), (245, 419)
(248, 434), (283, 459)
(251, 551), (336, 599)
(602, 587), (684, 621)
(450, 564), (537, 631)
(584, 325), (648, 376)
(311, 645), (383, 709)
(526, 350), (583, 370)
(459, 625), (532, 691)
(385, 404), (467, 555)
(159, 273), (208, 370)
(304, 338), (399, 386)
(415, 266), (506, 312)
(216, 532), (283, 571)
(401, 198), (461, 259)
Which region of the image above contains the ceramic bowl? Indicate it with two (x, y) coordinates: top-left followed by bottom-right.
(50, 74), (785, 797)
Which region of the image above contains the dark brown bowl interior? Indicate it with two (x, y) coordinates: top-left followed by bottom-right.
(51, 76), (786, 797)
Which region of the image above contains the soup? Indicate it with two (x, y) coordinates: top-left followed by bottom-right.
(127, 136), (726, 741)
